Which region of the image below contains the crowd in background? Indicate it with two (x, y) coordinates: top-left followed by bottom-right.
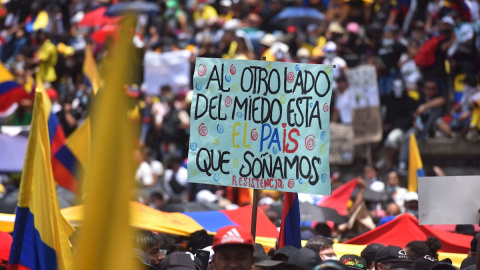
(0, 0), (480, 258)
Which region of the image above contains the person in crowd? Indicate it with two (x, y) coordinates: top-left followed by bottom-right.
(361, 244), (385, 270)
(374, 246), (411, 270)
(164, 154), (189, 203)
(404, 192), (419, 218)
(333, 75), (354, 125)
(377, 202), (401, 226)
(305, 236), (337, 261)
(385, 171), (408, 211)
(340, 254), (367, 270)
(134, 230), (165, 269)
(286, 248), (322, 270)
(211, 225), (255, 270)
(360, 164), (385, 192)
(272, 245), (298, 263)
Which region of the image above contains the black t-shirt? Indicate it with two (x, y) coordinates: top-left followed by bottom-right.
(384, 94), (417, 131)
(378, 43), (406, 76)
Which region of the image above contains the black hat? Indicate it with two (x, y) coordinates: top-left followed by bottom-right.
(361, 243), (385, 266)
(413, 255), (457, 270)
(314, 260), (349, 270)
(272, 245), (298, 261)
(470, 233), (479, 252)
(254, 243), (284, 268)
(460, 256), (476, 269)
(390, 263), (414, 270)
(286, 248), (322, 270)
(340, 255), (367, 270)
(375, 246), (410, 264)
(159, 252), (196, 270)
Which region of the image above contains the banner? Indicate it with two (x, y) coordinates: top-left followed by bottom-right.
(346, 65), (382, 144)
(188, 58), (333, 195)
(329, 123), (354, 164)
(143, 50), (191, 95)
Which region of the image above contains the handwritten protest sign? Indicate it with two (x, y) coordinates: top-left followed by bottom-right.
(187, 58), (333, 195)
(346, 65), (382, 144)
(329, 123), (354, 164)
(144, 50), (191, 95)
(346, 65), (380, 109)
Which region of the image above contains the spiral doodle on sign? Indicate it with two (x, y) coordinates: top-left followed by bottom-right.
(251, 129), (258, 141)
(295, 64), (300, 71)
(225, 75), (231, 82)
(305, 135), (315, 151)
(232, 159), (239, 168)
(301, 183), (308, 192)
(287, 71), (295, 83)
(190, 142), (197, 151)
(288, 179), (295, 188)
(321, 174), (327, 183)
(232, 82), (239, 92)
(236, 112), (243, 118)
(191, 169), (198, 176)
(225, 96), (232, 107)
(267, 63), (272, 70)
(325, 66), (332, 74)
(197, 64), (207, 76)
(272, 147), (278, 154)
(209, 85), (215, 94)
(310, 103), (313, 108)
(213, 174), (220, 181)
(319, 144), (326, 155)
(230, 64), (236, 75)
(299, 178), (303, 184)
(280, 95), (286, 104)
(195, 83), (202, 91)
(320, 131), (326, 140)
(217, 124), (224, 134)
(198, 123), (208, 136)
(323, 103), (329, 112)
(214, 138), (219, 145)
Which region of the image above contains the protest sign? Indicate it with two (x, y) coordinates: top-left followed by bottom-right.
(346, 65), (382, 144)
(329, 123), (354, 164)
(187, 58), (334, 195)
(352, 107), (382, 144)
(418, 176), (480, 225)
(144, 50), (191, 95)
(346, 65), (380, 109)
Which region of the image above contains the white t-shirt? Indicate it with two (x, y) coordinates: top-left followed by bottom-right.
(323, 56), (347, 81)
(164, 167), (189, 199)
(335, 88), (353, 124)
(135, 161), (153, 186)
(399, 54), (422, 90)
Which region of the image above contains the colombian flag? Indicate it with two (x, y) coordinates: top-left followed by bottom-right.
(0, 64), (29, 117)
(278, 192), (301, 248)
(408, 133), (424, 192)
(51, 119), (90, 194)
(8, 82), (74, 270)
(25, 11), (49, 33)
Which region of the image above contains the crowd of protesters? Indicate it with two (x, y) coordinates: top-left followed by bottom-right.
(1, 0), (480, 268)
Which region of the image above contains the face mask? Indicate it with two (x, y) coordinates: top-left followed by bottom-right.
(382, 38), (394, 46)
(326, 52), (335, 60)
(323, 256), (337, 261)
(386, 185), (396, 193)
(81, 96), (88, 106)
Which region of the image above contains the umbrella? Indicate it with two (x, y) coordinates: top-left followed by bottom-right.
(0, 133), (28, 173)
(78, 6), (121, 27)
(271, 7), (325, 29)
(162, 202), (224, 213)
(269, 203), (347, 224)
(105, 2), (160, 17)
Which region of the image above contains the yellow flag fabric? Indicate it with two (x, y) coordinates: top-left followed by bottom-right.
(408, 133), (424, 192)
(82, 43), (102, 94)
(8, 80), (74, 270)
(73, 15), (139, 270)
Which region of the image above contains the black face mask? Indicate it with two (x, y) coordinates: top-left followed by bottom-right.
(441, 28), (452, 38)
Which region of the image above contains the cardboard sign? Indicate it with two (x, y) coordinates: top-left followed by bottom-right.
(346, 65), (380, 109)
(418, 176), (480, 225)
(187, 58), (334, 195)
(144, 50), (191, 95)
(352, 107), (383, 144)
(329, 123), (355, 164)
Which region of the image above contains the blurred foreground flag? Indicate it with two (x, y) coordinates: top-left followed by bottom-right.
(73, 15), (139, 270)
(83, 43), (102, 94)
(408, 133), (424, 192)
(51, 119), (91, 194)
(25, 11), (49, 33)
(0, 64), (29, 117)
(8, 82), (74, 270)
(317, 178), (358, 216)
(278, 192), (301, 248)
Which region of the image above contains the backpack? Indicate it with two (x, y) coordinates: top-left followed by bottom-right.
(414, 35), (447, 68)
(161, 109), (181, 142)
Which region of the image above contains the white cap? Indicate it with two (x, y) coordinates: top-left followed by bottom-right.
(196, 190), (219, 203)
(259, 197), (274, 206)
(441, 16), (455, 26)
(323, 41), (337, 52)
(405, 192), (418, 202)
(297, 48), (311, 58)
(259, 33), (277, 47)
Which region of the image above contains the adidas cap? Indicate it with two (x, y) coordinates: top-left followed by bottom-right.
(213, 226), (254, 250)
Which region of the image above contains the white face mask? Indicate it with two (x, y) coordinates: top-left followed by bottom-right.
(323, 255), (338, 261)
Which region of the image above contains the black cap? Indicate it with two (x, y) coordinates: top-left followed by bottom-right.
(460, 256), (476, 269)
(272, 245), (297, 261)
(413, 255), (457, 270)
(254, 243), (284, 268)
(286, 248), (322, 270)
(361, 243), (385, 266)
(470, 233), (479, 252)
(159, 252), (196, 270)
(340, 255), (367, 270)
(390, 263), (414, 270)
(375, 246), (410, 264)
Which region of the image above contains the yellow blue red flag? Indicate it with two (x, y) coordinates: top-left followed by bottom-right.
(8, 80), (74, 270)
(408, 133), (424, 192)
